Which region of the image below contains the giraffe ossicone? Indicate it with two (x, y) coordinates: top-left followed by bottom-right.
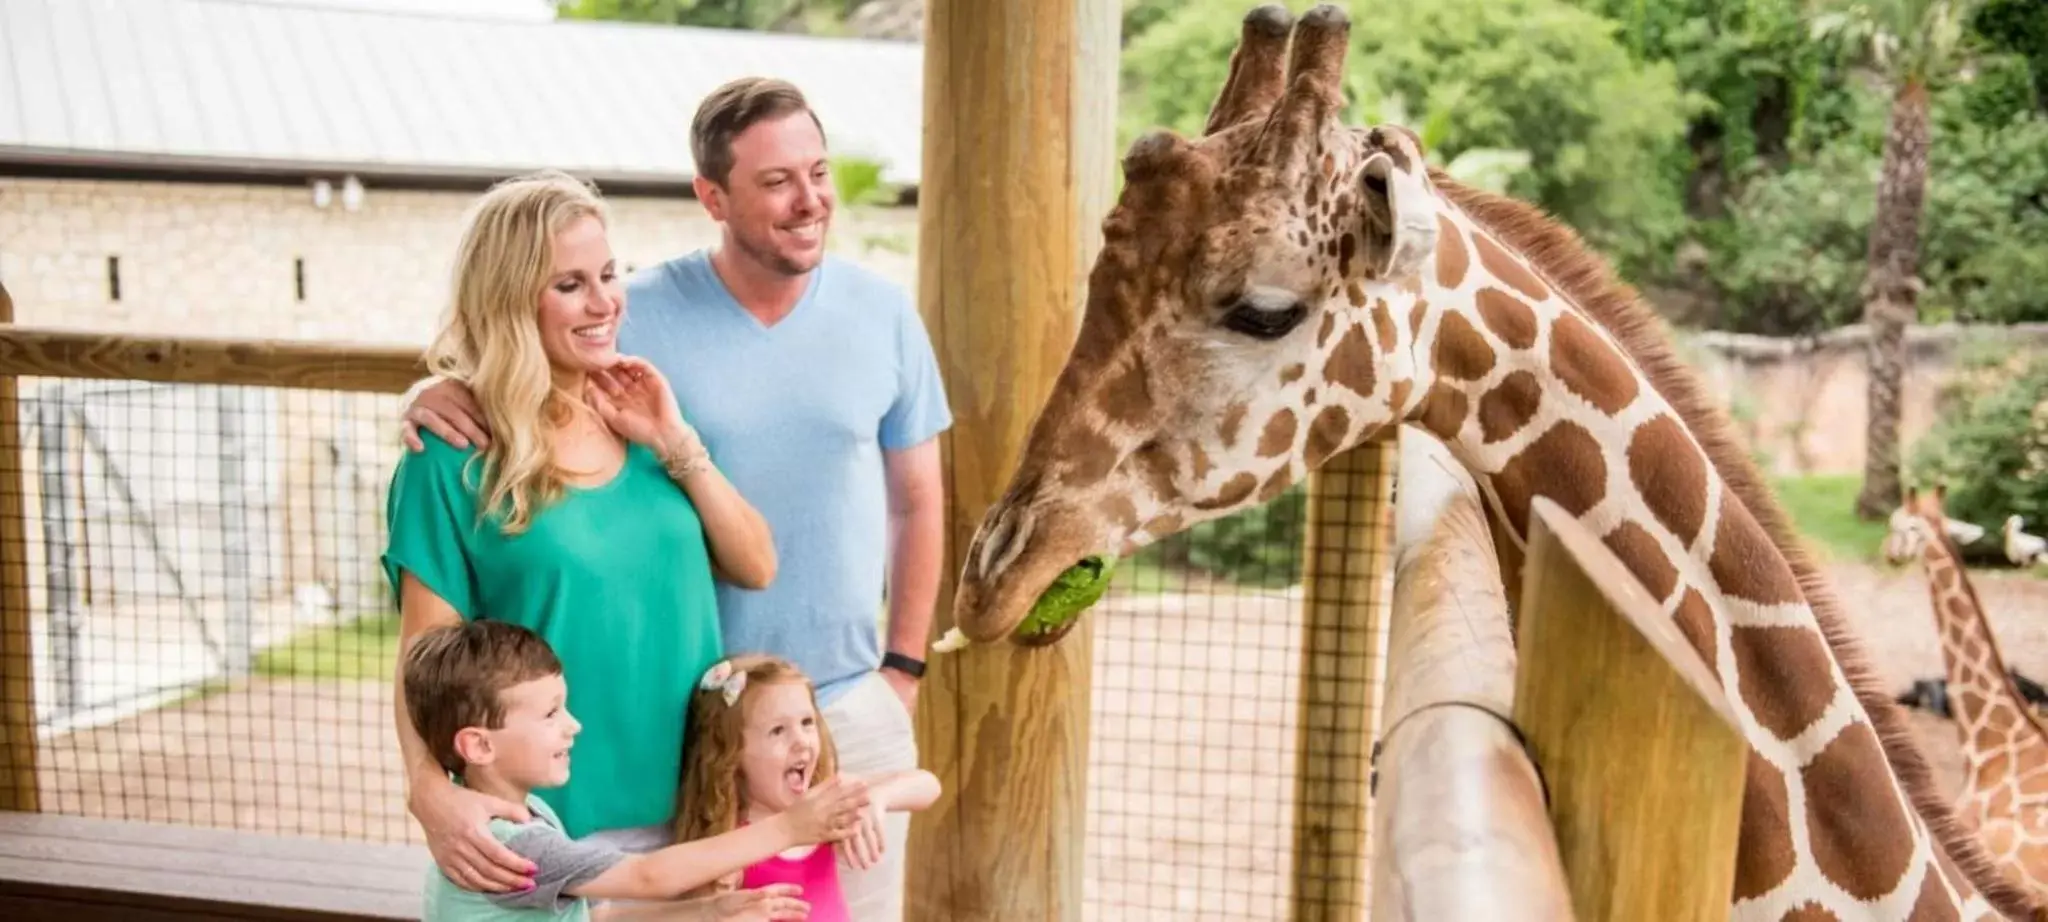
(948, 3), (2046, 918)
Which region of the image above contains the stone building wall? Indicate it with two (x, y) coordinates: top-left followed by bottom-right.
(0, 176), (921, 342)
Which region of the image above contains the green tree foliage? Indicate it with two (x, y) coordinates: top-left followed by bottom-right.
(1910, 345), (2048, 532)
(1119, 0), (1693, 279)
(552, 0), (850, 32)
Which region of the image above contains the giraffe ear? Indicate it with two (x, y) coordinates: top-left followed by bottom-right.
(1357, 150), (1438, 282)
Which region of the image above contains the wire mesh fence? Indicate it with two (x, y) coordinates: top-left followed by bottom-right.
(1084, 445), (1395, 922)
(1, 361), (1396, 919)
(3, 377), (416, 843)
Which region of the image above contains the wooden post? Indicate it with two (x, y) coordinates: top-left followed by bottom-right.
(906, 0), (1119, 919)
(1290, 437), (1396, 919)
(0, 281), (38, 811)
(1512, 497), (1748, 922)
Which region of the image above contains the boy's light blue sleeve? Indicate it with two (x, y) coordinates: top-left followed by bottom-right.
(879, 293), (954, 451)
(381, 436), (481, 618)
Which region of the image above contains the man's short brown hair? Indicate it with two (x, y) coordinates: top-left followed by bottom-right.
(689, 77), (826, 188)
(402, 620), (563, 776)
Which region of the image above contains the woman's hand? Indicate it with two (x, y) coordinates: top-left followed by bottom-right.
(408, 776), (537, 893)
(834, 799), (886, 872)
(586, 357), (701, 462)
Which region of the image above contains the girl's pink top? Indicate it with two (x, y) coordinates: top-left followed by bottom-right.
(741, 843), (848, 922)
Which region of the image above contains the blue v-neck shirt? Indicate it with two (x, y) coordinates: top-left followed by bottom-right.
(618, 250), (952, 705)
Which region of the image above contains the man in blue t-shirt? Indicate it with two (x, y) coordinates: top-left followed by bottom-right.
(400, 78), (951, 922)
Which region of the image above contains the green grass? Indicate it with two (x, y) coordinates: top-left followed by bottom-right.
(1769, 473), (1891, 563)
(254, 610), (400, 681)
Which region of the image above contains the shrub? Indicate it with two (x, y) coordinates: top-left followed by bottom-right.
(1907, 343), (2048, 539)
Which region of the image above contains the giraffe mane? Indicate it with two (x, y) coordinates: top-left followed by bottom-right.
(1427, 168), (2046, 920)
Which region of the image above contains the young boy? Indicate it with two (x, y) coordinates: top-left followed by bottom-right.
(402, 620), (872, 921)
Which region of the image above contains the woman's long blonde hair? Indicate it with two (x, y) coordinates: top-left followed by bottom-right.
(425, 169), (609, 534)
(675, 655), (839, 893)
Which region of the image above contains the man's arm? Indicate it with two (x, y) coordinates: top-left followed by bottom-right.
(881, 438), (944, 706)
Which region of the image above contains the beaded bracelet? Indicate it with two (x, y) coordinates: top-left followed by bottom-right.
(659, 429), (712, 480)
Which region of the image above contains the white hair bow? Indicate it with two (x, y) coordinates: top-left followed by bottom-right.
(699, 660), (747, 706)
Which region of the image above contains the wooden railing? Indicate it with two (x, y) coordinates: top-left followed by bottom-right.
(1366, 427), (1749, 921)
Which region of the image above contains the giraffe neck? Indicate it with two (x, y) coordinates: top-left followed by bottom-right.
(1386, 197), (1991, 919)
(1917, 533), (2048, 823)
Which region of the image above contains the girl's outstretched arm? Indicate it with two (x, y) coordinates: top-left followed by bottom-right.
(836, 769), (942, 870)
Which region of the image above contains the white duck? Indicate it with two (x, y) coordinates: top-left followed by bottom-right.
(2006, 514), (2048, 567)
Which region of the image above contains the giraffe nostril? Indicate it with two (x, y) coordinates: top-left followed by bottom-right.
(977, 504), (1036, 582)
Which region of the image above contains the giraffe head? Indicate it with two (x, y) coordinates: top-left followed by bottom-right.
(1883, 483), (1984, 565)
(953, 4), (1442, 642)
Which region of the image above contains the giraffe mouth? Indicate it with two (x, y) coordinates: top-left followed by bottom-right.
(951, 499), (1112, 645)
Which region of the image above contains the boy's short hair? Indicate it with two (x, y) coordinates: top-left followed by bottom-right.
(402, 620), (562, 775)
(689, 76), (826, 188)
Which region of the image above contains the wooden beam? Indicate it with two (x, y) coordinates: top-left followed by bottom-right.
(1290, 437), (1395, 919)
(1370, 430), (1571, 920)
(1512, 497), (1748, 922)
(905, 0), (1119, 919)
(0, 326), (425, 394)
(0, 283), (38, 812)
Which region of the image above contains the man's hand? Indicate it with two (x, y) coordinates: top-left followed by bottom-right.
(880, 665), (918, 716)
(401, 378), (493, 452)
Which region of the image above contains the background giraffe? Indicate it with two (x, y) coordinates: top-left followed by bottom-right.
(1887, 485), (2048, 898)
(944, 4), (2042, 919)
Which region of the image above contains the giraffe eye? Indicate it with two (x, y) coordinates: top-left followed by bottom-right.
(1220, 291), (1309, 340)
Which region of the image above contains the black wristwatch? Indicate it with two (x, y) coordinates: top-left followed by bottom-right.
(882, 651), (926, 679)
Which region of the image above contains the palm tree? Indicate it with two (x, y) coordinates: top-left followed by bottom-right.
(1814, 0), (1984, 520)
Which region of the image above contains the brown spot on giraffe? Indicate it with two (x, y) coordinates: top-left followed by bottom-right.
(1550, 312), (1639, 416)
(1339, 232), (1357, 278)
(1408, 301), (1427, 338)
(1602, 521), (1677, 602)
(1098, 495), (1138, 531)
(1303, 387), (1318, 407)
(1318, 311), (1337, 348)
(1628, 414), (1710, 547)
(1981, 751), (2014, 786)
(1415, 384), (1468, 443)
(1220, 403), (1248, 449)
(1189, 443), (1213, 483)
(1372, 304), (1399, 356)
(1672, 588), (1718, 674)
(1780, 903), (1843, 922)
(1489, 421), (1606, 537)
(1195, 472), (1257, 511)
(1734, 754), (1797, 900)
(1805, 721), (1917, 900)
(1345, 280), (1367, 308)
(1913, 851), (1964, 922)
(1477, 371), (1542, 444)
(1323, 324), (1377, 398)
(1258, 409), (1298, 458)
(1434, 214), (1469, 289)
(1057, 425), (1118, 485)
(1257, 466), (1292, 502)
(1101, 360), (1151, 428)
(1472, 230), (1552, 301)
(1710, 495), (1806, 605)
(1732, 625), (1837, 740)
(1279, 363), (1305, 386)
(1386, 379), (1414, 421)
(1304, 406), (1351, 468)
(1433, 312), (1496, 382)
(1475, 288), (1538, 350)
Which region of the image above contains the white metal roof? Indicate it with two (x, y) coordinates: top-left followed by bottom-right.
(0, 0), (926, 185)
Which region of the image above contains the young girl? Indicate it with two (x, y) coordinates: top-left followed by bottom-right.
(677, 656), (941, 920)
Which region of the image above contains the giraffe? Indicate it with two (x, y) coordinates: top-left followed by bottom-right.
(944, 5), (2045, 920)
(1886, 485), (2048, 899)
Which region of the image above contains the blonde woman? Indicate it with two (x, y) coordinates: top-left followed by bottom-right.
(384, 171), (787, 917)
